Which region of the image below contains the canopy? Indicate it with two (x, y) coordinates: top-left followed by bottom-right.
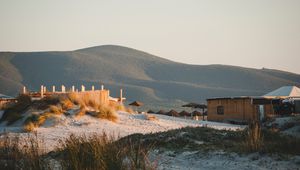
(129, 101), (143, 107)
(264, 86), (300, 98)
(182, 102), (207, 109)
(0, 94), (15, 99)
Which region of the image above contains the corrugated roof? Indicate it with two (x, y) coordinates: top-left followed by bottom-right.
(264, 86), (300, 97)
(0, 93), (15, 99)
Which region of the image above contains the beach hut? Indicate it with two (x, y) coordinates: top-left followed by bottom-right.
(179, 110), (190, 117)
(129, 101), (143, 113)
(264, 86), (300, 98)
(147, 109), (155, 113)
(156, 110), (166, 115)
(182, 102), (207, 120)
(167, 110), (179, 117)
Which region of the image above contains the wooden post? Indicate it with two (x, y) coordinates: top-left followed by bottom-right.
(120, 88), (123, 103)
(23, 86), (26, 94)
(61, 85), (65, 93)
(41, 85), (44, 98)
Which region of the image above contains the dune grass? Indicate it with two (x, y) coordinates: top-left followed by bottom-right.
(0, 132), (46, 170)
(57, 133), (156, 170)
(0, 132), (156, 170)
(0, 94), (32, 125)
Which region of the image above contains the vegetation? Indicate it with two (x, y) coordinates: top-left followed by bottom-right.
(57, 133), (156, 170)
(1, 45), (300, 110)
(0, 94), (31, 125)
(128, 126), (300, 155)
(0, 132), (156, 170)
(0, 132), (46, 170)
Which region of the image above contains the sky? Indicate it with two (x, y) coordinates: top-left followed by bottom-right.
(1, 0), (300, 74)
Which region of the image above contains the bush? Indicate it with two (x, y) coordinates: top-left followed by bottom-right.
(56, 133), (156, 170)
(60, 98), (74, 110)
(0, 94), (32, 125)
(94, 105), (118, 122)
(244, 121), (263, 152)
(49, 105), (63, 115)
(0, 133), (46, 169)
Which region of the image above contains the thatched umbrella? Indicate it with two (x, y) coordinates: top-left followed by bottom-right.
(182, 102), (207, 120)
(156, 110), (166, 115)
(192, 110), (202, 116)
(129, 101), (143, 113)
(147, 109), (155, 113)
(179, 110), (190, 117)
(182, 103), (207, 109)
(167, 109), (179, 117)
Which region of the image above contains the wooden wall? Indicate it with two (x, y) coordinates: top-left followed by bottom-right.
(70, 90), (110, 105)
(207, 98), (258, 122)
(207, 98), (276, 122)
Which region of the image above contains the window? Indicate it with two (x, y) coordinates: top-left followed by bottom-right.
(217, 106), (224, 115)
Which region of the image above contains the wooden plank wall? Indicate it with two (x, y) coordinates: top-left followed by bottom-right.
(207, 98), (258, 122)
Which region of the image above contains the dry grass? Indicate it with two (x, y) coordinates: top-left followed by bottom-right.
(0, 94), (32, 125)
(92, 105), (118, 122)
(145, 114), (158, 121)
(23, 112), (57, 132)
(23, 121), (36, 132)
(60, 98), (74, 110)
(56, 133), (156, 170)
(49, 105), (63, 115)
(0, 132), (46, 169)
(244, 121), (263, 152)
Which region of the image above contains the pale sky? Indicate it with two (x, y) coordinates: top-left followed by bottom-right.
(1, 0), (300, 74)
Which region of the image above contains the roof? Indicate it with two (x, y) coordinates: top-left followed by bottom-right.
(129, 101), (143, 106)
(0, 94), (15, 100)
(207, 96), (254, 100)
(264, 86), (300, 98)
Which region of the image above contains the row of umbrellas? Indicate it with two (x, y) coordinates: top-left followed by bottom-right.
(149, 109), (205, 117)
(129, 101), (207, 117)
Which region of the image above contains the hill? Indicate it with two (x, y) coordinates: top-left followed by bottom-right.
(1, 45), (300, 110)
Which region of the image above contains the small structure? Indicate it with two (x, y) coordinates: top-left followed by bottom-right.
(156, 110), (166, 115)
(206, 86), (300, 123)
(129, 101), (143, 112)
(179, 110), (190, 117)
(167, 109), (179, 117)
(0, 94), (17, 108)
(147, 109), (155, 113)
(207, 96), (282, 123)
(182, 102), (207, 120)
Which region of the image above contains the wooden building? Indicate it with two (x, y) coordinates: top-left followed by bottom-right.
(207, 97), (277, 123)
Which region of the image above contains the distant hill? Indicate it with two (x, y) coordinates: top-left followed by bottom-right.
(1, 45), (300, 110)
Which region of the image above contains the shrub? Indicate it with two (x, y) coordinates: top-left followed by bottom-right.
(244, 121), (263, 152)
(56, 133), (156, 170)
(60, 98), (74, 110)
(34, 95), (60, 110)
(0, 133), (46, 169)
(24, 122), (36, 132)
(49, 105), (63, 115)
(0, 94), (32, 125)
(94, 105), (118, 122)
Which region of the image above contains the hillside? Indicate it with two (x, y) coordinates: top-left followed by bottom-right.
(1, 45), (300, 109)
